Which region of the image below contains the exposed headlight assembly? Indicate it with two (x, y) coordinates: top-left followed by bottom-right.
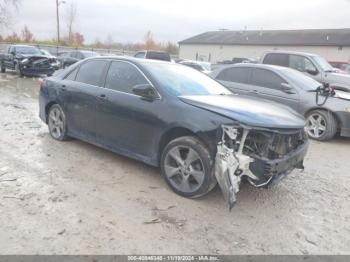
(21, 58), (29, 64)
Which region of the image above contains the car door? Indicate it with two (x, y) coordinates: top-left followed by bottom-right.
(250, 68), (300, 111)
(215, 67), (253, 95)
(95, 60), (162, 158)
(60, 59), (109, 141)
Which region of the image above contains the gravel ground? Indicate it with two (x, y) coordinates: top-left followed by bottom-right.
(0, 72), (349, 255)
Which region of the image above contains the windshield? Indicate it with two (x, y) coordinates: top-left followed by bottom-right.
(144, 63), (231, 96)
(197, 62), (211, 71)
(15, 46), (41, 55)
(280, 68), (322, 91)
(312, 55), (334, 72)
(40, 49), (51, 56)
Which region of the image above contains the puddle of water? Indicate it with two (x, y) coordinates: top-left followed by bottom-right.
(0, 72), (41, 99)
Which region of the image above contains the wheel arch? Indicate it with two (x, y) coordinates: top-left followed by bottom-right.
(157, 126), (212, 164)
(44, 101), (59, 123)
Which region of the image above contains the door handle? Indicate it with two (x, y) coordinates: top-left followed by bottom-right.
(249, 90), (259, 94)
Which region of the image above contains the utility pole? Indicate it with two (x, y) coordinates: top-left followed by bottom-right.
(56, 0), (66, 43)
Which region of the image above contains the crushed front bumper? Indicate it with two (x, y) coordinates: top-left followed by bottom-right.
(214, 125), (308, 210)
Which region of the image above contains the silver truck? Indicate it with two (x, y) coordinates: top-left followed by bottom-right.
(260, 51), (350, 91)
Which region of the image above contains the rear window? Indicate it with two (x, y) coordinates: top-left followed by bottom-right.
(146, 52), (171, 62)
(76, 60), (108, 86)
(216, 67), (251, 84)
(263, 53), (289, 67)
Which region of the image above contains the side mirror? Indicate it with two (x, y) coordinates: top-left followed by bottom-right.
(281, 83), (296, 94)
(10, 51), (15, 56)
(306, 68), (318, 75)
(132, 84), (159, 101)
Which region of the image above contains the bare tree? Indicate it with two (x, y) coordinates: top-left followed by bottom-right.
(65, 1), (77, 44)
(0, 0), (20, 30)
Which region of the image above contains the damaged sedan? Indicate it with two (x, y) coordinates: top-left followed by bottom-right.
(39, 57), (308, 208)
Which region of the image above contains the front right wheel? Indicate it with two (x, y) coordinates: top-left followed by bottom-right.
(160, 136), (217, 198)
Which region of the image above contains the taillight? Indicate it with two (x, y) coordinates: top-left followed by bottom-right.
(38, 78), (44, 90)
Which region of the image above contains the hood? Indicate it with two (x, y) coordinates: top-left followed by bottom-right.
(325, 72), (350, 89)
(179, 94), (305, 129)
(17, 54), (51, 60)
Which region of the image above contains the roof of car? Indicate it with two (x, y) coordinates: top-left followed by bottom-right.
(262, 50), (319, 57)
(137, 50), (169, 53)
(179, 28), (350, 46)
(213, 62), (294, 73)
(86, 55), (173, 65)
(12, 44), (37, 48)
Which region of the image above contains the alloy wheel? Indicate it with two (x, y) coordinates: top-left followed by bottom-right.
(164, 145), (205, 193)
(48, 107), (65, 139)
(306, 113), (327, 139)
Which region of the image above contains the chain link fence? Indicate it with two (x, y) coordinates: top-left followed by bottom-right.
(0, 42), (178, 59)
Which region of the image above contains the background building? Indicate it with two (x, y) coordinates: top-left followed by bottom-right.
(178, 28), (350, 63)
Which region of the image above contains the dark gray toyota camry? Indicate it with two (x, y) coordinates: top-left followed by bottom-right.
(39, 56), (308, 208)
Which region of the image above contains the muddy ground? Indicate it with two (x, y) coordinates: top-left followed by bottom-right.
(0, 72), (349, 255)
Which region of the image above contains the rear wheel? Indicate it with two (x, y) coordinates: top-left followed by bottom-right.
(306, 110), (337, 141)
(160, 136), (216, 198)
(48, 104), (68, 141)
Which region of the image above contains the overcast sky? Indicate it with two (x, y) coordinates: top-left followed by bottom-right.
(5, 0), (350, 44)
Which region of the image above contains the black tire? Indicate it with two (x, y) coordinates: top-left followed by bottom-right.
(306, 109), (337, 141)
(160, 136), (217, 198)
(47, 104), (69, 141)
(1, 63), (5, 73)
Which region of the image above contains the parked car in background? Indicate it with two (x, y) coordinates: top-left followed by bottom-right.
(57, 50), (99, 68)
(178, 60), (212, 74)
(261, 51), (350, 92)
(211, 63), (350, 141)
(218, 57), (256, 65)
(329, 61), (350, 74)
(0, 45), (55, 77)
(134, 50), (171, 62)
(39, 57), (308, 207)
(39, 49), (60, 70)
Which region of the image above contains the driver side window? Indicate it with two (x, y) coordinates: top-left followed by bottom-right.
(251, 68), (287, 90)
(105, 61), (149, 94)
(289, 55), (316, 72)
